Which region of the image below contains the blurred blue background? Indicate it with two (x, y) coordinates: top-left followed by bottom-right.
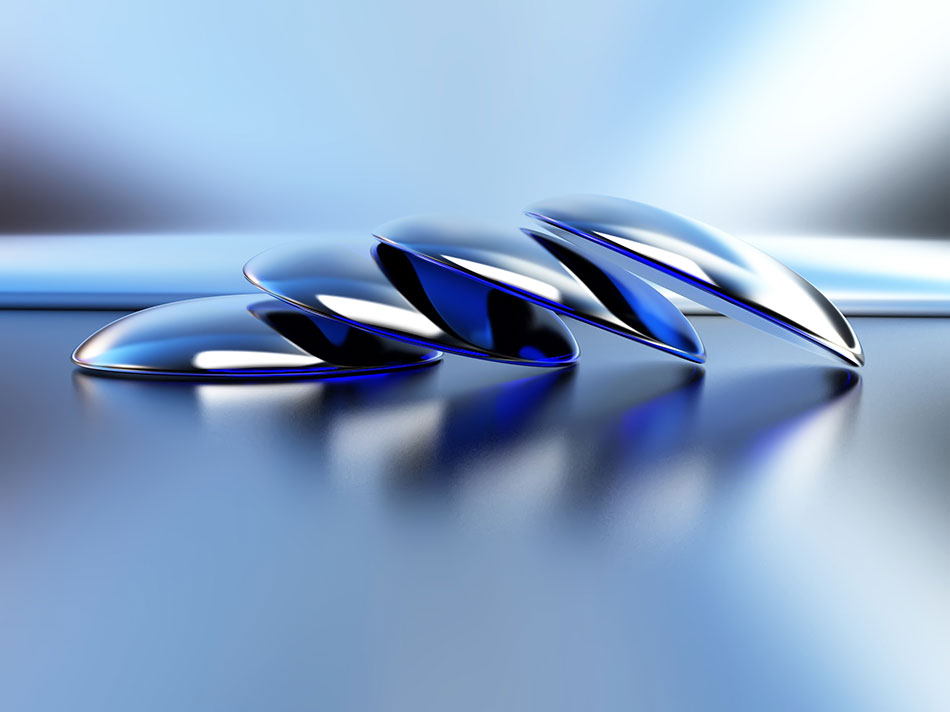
(2, 0), (948, 236)
(1, 3), (949, 710)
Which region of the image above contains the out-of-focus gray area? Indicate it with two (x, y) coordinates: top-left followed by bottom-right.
(0, 313), (947, 711)
(1, 0), (947, 236)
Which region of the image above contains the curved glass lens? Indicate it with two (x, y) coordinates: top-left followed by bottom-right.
(526, 194), (864, 367)
(373, 215), (705, 363)
(72, 294), (441, 378)
(243, 241), (578, 367)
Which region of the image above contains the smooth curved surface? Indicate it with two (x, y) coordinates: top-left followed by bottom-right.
(72, 294), (441, 379)
(244, 242), (579, 367)
(373, 215), (705, 363)
(526, 194), (864, 367)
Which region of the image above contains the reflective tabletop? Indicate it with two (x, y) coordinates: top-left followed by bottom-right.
(0, 311), (947, 712)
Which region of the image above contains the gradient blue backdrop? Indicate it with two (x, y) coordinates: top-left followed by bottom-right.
(2, 0), (947, 235)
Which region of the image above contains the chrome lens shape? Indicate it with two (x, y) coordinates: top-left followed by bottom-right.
(526, 194), (864, 367)
(243, 242), (579, 367)
(72, 294), (441, 378)
(373, 215), (705, 363)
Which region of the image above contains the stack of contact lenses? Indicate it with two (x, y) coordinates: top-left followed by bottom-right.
(72, 194), (864, 379)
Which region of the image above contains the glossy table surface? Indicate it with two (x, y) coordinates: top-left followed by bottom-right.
(0, 310), (947, 711)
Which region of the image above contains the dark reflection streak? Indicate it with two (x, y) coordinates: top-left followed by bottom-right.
(383, 363), (706, 495)
(275, 365), (443, 450)
(389, 368), (578, 489)
(560, 366), (705, 506)
(71, 363), (861, 514)
(72, 363), (704, 496)
(695, 367), (861, 479)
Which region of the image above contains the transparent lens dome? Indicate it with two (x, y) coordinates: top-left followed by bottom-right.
(373, 215), (705, 363)
(244, 241), (579, 367)
(527, 194), (864, 367)
(72, 294), (441, 379)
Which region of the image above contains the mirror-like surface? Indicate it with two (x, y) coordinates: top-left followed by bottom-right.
(244, 241), (579, 367)
(2, 312), (948, 712)
(373, 216), (705, 363)
(72, 294), (441, 379)
(526, 195), (864, 367)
